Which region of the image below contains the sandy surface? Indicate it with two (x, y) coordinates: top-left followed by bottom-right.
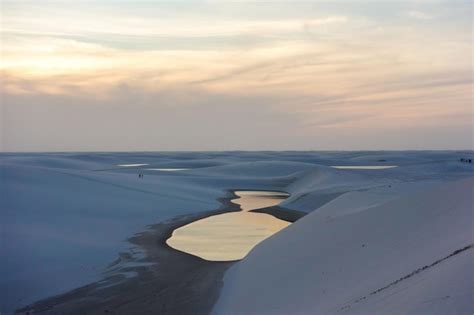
(15, 191), (300, 315)
(4, 151), (472, 314)
(214, 178), (474, 315)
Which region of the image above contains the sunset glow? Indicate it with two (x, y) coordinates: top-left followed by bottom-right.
(1, 1), (472, 151)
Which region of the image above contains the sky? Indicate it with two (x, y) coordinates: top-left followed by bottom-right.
(1, 0), (473, 151)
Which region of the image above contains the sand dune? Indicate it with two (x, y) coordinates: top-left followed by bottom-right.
(1, 151), (473, 314)
(213, 178), (474, 315)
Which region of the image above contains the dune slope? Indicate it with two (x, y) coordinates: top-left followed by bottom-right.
(214, 178), (474, 315)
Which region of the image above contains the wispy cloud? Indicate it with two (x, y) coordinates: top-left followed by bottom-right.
(407, 10), (433, 20)
(1, 1), (472, 150)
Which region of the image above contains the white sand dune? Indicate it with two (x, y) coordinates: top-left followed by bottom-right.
(213, 178), (474, 315)
(186, 160), (318, 178)
(1, 151), (473, 314)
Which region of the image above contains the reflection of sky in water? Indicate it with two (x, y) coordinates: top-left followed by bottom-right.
(145, 168), (190, 171)
(331, 166), (398, 169)
(167, 191), (289, 261)
(117, 164), (148, 167)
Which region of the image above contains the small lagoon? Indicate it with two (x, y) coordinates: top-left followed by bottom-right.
(166, 191), (290, 261)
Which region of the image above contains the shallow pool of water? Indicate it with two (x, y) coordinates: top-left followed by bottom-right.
(331, 165), (398, 169)
(117, 163), (148, 167)
(166, 191), (289, 261)
(145, 168), (190, 171)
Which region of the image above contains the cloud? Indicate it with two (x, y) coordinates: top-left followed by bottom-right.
(3, 81), (471, 151)
(407, 10), (433, 20)
(1, 1), (472, 150)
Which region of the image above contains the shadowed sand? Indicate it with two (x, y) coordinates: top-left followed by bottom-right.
(250, 205), (306, 222)
(16, 191), (302, 315)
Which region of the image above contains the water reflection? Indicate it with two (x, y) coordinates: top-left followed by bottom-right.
(166, 191), (289, 261)
(145, 168), (190, 171)
(331, 165), (397, 169)
(117, 163), (148, 167)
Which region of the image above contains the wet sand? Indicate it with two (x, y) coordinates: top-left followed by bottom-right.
(16, 191), (302, 315)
